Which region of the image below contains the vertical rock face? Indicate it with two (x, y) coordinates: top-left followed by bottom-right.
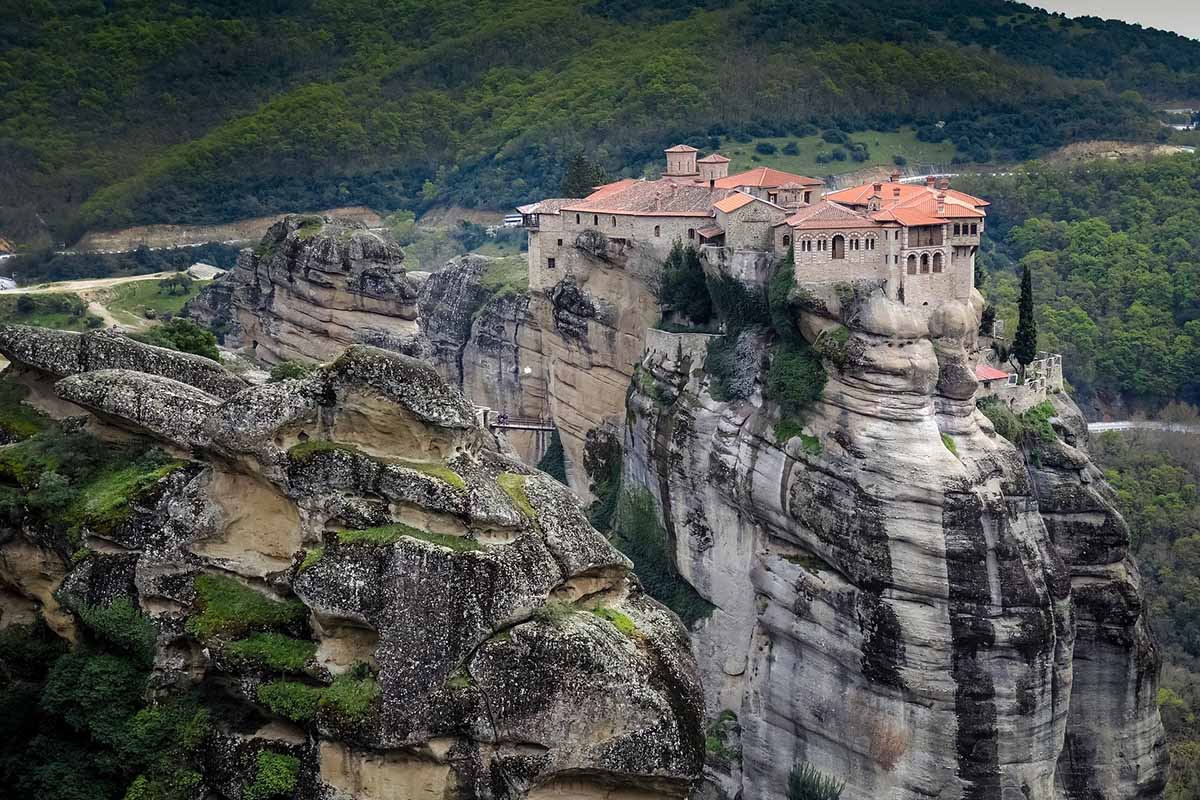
(186, 215), (426, 365)
(0, 334), (705, 799)
(623, 284), (1165, 799)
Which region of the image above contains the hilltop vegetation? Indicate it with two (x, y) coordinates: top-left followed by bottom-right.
(961, 155), (1200, 410)
(2, 0), (1197, 246)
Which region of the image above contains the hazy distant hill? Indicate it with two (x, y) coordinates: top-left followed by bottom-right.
(1, 0), (1198, 245)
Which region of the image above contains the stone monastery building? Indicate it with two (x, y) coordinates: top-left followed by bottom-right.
(519, 145), (988, 308)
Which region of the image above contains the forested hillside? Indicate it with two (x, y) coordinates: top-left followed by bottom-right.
(2, 0), (1198, 246)
(961, 155), (1200, 411)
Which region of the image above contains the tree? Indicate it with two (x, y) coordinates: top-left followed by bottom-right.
(561, 155), (607, 198)
(1013, 266), (1038, 383)
(659, 242), (711, 326)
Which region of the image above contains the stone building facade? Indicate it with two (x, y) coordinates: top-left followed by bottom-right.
(519, 150), (988, 310)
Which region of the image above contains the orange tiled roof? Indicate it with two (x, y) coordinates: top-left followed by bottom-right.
(975, 363), (1010, 381)
(561, 178), (721, 217)
(697, 153), (731, 163)
(696, 225), (724, 238)
(783, 200), (880, 231)
(827, 181), (989, 210)
(664, 144), (699, 153)
(712, 192), (757, 213)
(714, 167), (823, 190)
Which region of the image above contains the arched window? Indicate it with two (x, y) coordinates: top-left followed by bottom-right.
(906, 255), (917, 275)
(611, 216), (617, 227)
(832, 235), (845, 259)
(687, 228), (695, 240)
(920, 253), (930, 274)
(783, 234), (791, 247)
(932, 252), (944, 273)
(654, 225), (661, 237)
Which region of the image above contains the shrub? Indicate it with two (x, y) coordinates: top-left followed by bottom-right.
(765, 338), (826, 422)
(267, 361), (313, 382)
(186, 575), (308, 640)
(821, 129), (848, 144)
(256, 681), (322, 723)
(74, 598), (157, 666)
(132, 319), (219, 361)
(707, 274), (769, 331)
(610, 488), (713, 626)
(892, 154), (907, 166)
(782, 141), (800, 156)
(660, 242), (711, 325)
(243, 751), (299, 800)
(755, 141), (777, 155)
(788, 763), (845, 800)
(320, 673), (379, 721)
(225, 633), (316, 673)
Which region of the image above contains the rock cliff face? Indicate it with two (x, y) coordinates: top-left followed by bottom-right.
(623, 284), (1166, 799)
(0, 326), (704, 799)
(186, 215), (426, 365)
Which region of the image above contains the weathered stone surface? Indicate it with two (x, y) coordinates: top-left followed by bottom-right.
(55, 369), (221, 449)
(624, 284), (1165, 800)
(0, 331), (703, 799)
(186, 215), (422, 365)
(0, 324), (247, 398)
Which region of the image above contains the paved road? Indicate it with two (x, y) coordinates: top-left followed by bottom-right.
(1088, 420), (1200, 434)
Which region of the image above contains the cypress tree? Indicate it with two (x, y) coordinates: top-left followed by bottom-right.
(561, 155), (606, 198)
(1013, 266), (1038, 383)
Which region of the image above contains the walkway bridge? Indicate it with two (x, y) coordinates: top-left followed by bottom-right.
(476, 409), (557, 463)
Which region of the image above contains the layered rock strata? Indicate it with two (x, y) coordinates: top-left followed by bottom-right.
(186, 215), (426, 365)
(0, 331), (704, 799)
(624, 282), (1165, 799)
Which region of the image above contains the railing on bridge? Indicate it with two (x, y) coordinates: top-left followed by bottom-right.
(478, 409), (556, 432)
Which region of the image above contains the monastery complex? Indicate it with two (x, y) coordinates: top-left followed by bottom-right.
(519, 144), (989, 308)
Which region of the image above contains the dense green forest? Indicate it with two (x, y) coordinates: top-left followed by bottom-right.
(1091, 425), (1200, 798)
(961, 155), (1200, 410)
(2, 0), (1198, 247)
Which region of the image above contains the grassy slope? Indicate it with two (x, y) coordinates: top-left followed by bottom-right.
(719, 128), (960, 177)
(104, 278), (211, 324)
(3, 0), (1197, 244)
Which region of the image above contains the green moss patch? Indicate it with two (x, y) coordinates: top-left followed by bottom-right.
(498, 472), (535, 519)
(320, 673), (379, 721)
(336, 523), (482, 552)
(297, 548), (324, 573)
(73, 597), (157, 666)
(225, 632), (316, 673)
(286, 439), (359, 462)
(256, 680), (322, 723)
(445, 667), (476, 691)
(591, 606), (637, 638)
(70, 459), (185, 536)
(0, 376), (51, 440)
(244, 751), (300, 800)
(186, 574), (308, 641)
(532, 601), (577, 627)
(388, 458), (466, 492)
(941, 433), (959, 457)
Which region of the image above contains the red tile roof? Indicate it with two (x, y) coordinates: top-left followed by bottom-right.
(561, 178), (721, 217)
(975, 363), (1010, 381)
(696, 225), (724, 239)
(712, 192), (757, 213)
(827, 181), (989, 210)
(665, 144), (699, 153)
(697, 153), (731, 163)
(783, 200), (881, 231)
(515, 198), (578, 215)
(714, 167), (823, 190)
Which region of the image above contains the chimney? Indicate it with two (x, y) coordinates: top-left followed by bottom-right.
(925, 175), (936, 188)
(893, 186), (901, 199)
(869, 183), (882, 211)
(939, 177), (951, 190)
(936, 191), (946, 215)
(890, 170), (900, 183)
(873, 182), (882, 193)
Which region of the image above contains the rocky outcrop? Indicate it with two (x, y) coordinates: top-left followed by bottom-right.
(186, 215), (424, 365)
(0, 334), (704, 799)
(624, 282), (1166, 799)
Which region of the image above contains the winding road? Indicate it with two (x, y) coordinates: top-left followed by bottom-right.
(1088, 420), (1200, 434)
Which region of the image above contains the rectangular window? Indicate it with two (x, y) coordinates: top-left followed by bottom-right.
(953, 223), (961, 236)
(557, 239), (563, 246)
(970, 223), (978, 235)
(547, 258), (556, 269)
